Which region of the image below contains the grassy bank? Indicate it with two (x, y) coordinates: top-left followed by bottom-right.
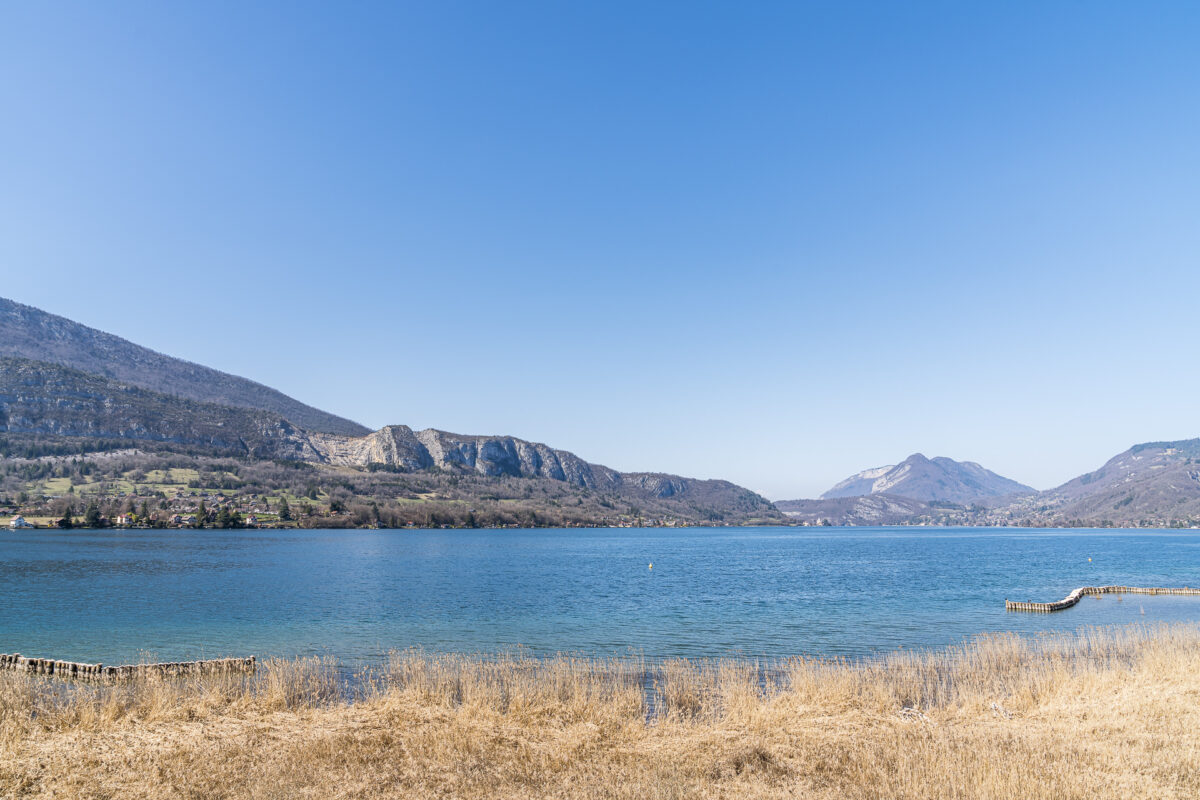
(3, 624), (1199, 798)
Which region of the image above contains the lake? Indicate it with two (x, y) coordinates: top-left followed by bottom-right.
(3, 526), (1199, 665)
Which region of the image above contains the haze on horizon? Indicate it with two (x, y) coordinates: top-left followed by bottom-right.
(3, 2), (1198, 501)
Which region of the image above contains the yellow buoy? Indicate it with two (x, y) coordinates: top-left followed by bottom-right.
(648, 563), (653, 570)
(1088, 558), (1092, 562)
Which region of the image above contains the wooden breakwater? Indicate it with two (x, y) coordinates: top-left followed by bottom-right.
(1006, 585), (1200, 613)
(0, 653), (255, 681)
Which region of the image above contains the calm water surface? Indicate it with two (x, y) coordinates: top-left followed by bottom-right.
(2, 527), (1199, 664)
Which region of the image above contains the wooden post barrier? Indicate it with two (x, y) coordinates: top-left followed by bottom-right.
(1007, 586), (1200, 613)
(0, 654), (256, 681)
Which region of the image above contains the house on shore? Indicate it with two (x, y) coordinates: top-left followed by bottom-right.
(8, 515), (34, 530)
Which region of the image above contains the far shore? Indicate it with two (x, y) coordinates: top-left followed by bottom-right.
(9, 518), (1200, 531)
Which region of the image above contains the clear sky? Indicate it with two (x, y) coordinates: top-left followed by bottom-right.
(2, 1), (1198, 500)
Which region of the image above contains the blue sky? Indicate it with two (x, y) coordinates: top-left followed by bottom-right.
(2, 1), (1198, 499)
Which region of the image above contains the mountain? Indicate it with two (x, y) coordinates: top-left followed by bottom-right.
(308, 424), (772, 509)
(0, 356), (781, 525)
(775, 494), (932, 526)
(0, 357), (322, 460)
(783, 442), (1200, 527)
(820, 453), (1034, 504)
(0, 297), (368, 436)
(1001, 439), (1200, 525)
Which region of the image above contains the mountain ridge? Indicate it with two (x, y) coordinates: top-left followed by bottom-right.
(4, 297), (1199, 528)
(819, 453), (1034, 504)
(780, 442), (1200, 527)
(0, 297), (369, 436)
(999, 439), (1200, 525)
(0, 355), (780, 524)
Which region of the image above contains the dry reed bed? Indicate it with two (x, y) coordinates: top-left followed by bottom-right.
(3, 623), (1199, 799)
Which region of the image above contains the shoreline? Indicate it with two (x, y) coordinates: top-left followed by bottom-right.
(9, 521), (1200, 531)
(4, 622), (1198, 798)
(8, 613), (1200, 679)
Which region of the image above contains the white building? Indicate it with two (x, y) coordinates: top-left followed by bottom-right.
(9, 515), (34, 530)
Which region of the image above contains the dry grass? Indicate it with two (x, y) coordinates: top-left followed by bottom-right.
(3, 624), (1200, 798)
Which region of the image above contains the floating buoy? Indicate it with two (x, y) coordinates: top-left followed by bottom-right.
(648, 563), (653, 570)
(1088, 558), (1092, 562)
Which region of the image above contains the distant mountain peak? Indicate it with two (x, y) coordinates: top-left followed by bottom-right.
(820, 453), (1033, 504)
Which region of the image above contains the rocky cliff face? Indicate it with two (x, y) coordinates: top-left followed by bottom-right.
(303, 428), (765, 504)
(308, 426), (615, 486)
(0, 357), (322, 460)
(308, 426), (434, 471)
(304, 427), (766, 502)
(416, 429), (609, 487)
(0, 356), (780, 520)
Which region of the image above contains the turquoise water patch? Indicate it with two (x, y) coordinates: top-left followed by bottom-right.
(2, 527), (1198, 664)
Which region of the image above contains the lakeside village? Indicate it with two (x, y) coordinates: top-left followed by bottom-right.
(5, 486), (1199, 532)
(1, 489), (695, 532)
(0, 450), (711, 531)
(3, 500), (695, 531)
(6, 488), (302, 531)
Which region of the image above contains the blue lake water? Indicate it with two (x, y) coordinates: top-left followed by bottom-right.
(2, 527), (1200, 665)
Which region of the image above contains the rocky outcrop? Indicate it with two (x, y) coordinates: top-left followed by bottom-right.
(620, 474), (689, 498)
(415, 429), (606, 486)
(301, 426), (779, 515)
(0, 357), (323, 459)
(0, 355), (781, 520)
(309, 425), (435, 471)
(308, 426), (607, 485)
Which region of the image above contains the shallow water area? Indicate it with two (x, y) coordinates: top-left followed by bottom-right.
(3, 526), (1199, 666)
